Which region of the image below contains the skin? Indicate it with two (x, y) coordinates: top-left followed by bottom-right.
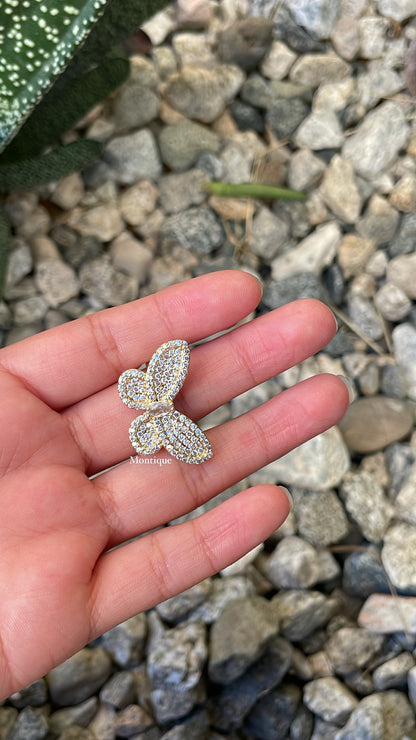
(0, 270), (349, 699)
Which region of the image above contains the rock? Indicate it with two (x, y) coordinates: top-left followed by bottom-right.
(240, 73), (274, 108)
(66, 204), (124, 242)
(358, 17), (388, 59)
(271, 222), (340, 279)
(50, 173), (84, 210)
(340, 471), (394, 543)
(113, 81), (160, 132)
(332, 16), (361, 60)
(243, 684), (301, 739)
(359, 593), (416, 632)
(357, 194), (399, 247)
(303, 677), (358, 724)
(373, 653), (415, 691)
(103, 130), (162, 184)
(390, 174), (416, 212)
(8, 679), (47, 709)
(339, 396), (413, 453)
(334, 694), (384, 740)
(294, 109), (344, 149)
(261, 40), (297, 80)
(48, 698), (98, 735)
(100, 614), (147, 668)
(7, 707), (48, 740)
(337, 234), (375, 279)
(262, 271), (327, 309)
(266, 97), (309, 138)
(47, 648), (112, 706)
(158, 169), (207, 213)
(287, 148), (326, 190)
(320, 155), (362, 223)
(156, 580), (212, 624)
(229, 99), (265, 132)
(208, 596), (278, 684)
(173, 32), (216, 68)
(288, 0), (341, 39)
(113, 705), (154, 737)
(294, 488), (350, 546)
(158, 119), (220, 171)
(326, 627), (385, 675)
(274, 4), (325, 53)
(375, 282), (411, 322)
(119, 181), (159, 227)
(211, 636), (292, 732)
(251, 427), (350, 490)
(392, 323), (416, 400)
(35, 259), (80, 308)
(79, 258), (138, 307)
(12, 296), (48, 326)
(389, 212), (416, 257)
(342, 102), (409, 179)
(313, 78), (355, 112)
(343, 550), (390, 598)
(99, 672), (136, 709)
(290, 53), (350, 87)
(378, 0), (416, 22)
(187, 575), (255, 624)
(160, 207), (224, 254)
(357, 66), (404, 111)
(387, 253), (416, 299)
(265, 536), (322, 589)
(160, 709), (209, 739)
(249, 207), (289, 259)
(217, 18), (273, 70)
(395, 464), (416, 527)
(110, 233), (152, 282)
(381, 522), (416, 592)
(5, 240), (32, 288)
(163, 65), (244, 122)
(346, 294), (384, 340)
(271, 590), (332, 641)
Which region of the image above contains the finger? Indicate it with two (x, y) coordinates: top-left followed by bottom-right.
(66, 299), (337, 474)
(0, 271), (261, 410)
(95, 374), (349, 549)
(88, 484), (291, 638)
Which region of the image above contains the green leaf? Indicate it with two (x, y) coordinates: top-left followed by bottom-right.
(0, 139), (101, 192)
(0, 206), (11, 299)
(1, 57), (130, 162)
(203, 181), (308, 201)
(0, 0), (110, 153)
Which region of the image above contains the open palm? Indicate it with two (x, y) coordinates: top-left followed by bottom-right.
(0, 270), (349, 699)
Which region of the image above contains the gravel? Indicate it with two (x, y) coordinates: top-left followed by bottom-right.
(3, 0), (416, 736)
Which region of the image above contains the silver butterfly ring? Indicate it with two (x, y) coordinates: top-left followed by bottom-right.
(118, 340), (213, 464)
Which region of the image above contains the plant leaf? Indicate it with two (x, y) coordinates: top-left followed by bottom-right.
(0, 206), (11, 299)
(0, 0), (109, 153)
(0, 139), (101, 192)
(203, 181), (308, 201)
(1, 58), (130, 162)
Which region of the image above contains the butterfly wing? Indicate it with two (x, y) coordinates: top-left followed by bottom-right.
(153, 410), (213, 464)
(118, 369), (148, 409)
(129, 412), (162, 456)
(146, 340), (190, 403)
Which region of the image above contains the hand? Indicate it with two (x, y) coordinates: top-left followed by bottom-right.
(0, 270), (349, 698)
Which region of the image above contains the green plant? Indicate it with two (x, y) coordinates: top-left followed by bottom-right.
(0, 0), (169, 293)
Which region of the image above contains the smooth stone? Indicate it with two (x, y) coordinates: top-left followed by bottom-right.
(313, 78), (355, 112)
(51, 226), (103, 268)
(8, 679), (47, 709)
(390, 174), (416, 212)
(346, 293), (384, 340)
(208, 596), (279, 684)
(339, 691), (415, 740)
(261, 40), (297, 80)
(35, 259), (80, 308)
(48, 698), (98, 735)
(288, 0), (341, 39)
(373, 653), (415, 691)
(156, 580), (212, 624)
(119, 181), (159, 227)
(290, 53), (350, 87)
(160, 709), (209, 739)
(303, 677), (358, 725)
(271, 590), (332, 641)
(240, 73), (274, 108)
(217, 17), (273, 70)
(6, 707), (48, 740)
(374, 282), (411, 322)
(99, 672), (136, 709)
(359, 593), (416, 632)
(294, 108), (344, 149)
(101, 614), (147, 668)
(271, 222), (340, 279)
(331, 16), (360, 60)
(392, 323), (416, 400)
(357, 194), (399, 247)
(266, 97), (309, 138)
(113, 705), (154, 737)
(229, 99), (265, 132)
(381, 522), (416, 592)
(343, 550), (390, 598)
(66, 204), (124, 242)
(339, 396), (413, 453)
(357, 66), (404, 110)
(293, 488), (349, 546)
(265, 536), (322, 590)
(158, 169), (208, 214)
(287, 148), (326, 190)
(337, 234), (375, 279)
(110, 233), (152, 283)
(249, 207), (289, 259)
(340, 471), (394, 543)
(395, 464), (416, 527)
(358, 16), (388, 59)
(79, 258), (138, 307)
(113, 82), (160, 131)
(158, 120), (220, 171)
(5, 240), (33, 288)
(163, 64), (244, 122)
(12, 296), (48, 326)
(387, 253), (416, 299)
(243, 684), (301, 739)
(103, 130), (162, 184)
(251, 426), (350, 490)
(342, 101), (409, 179)
(326, 627), (385, 675)
(389, 212), (416, 257)
(378, 0), (416, 22)
(47, 648), (112, 706)
(320, 155), (362, 223)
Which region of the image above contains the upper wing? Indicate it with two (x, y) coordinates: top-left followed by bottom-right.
(154, 410), (213, 464)
(146, 340), (190, 403)
(118, 369), (148, 409)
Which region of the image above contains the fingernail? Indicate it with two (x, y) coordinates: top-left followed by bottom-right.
(280, 486), (294, 511)
(337, 375), (355, 404)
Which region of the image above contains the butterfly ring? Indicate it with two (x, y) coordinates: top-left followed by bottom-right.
(118, 340), (213, 464)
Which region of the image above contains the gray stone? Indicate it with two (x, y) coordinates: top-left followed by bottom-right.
(358, 17), (388, 59)
(0, 707), (18, 738)
(288, 0), (341, 39)
(334, 694), (384, 740)
(342, 102), (409, 179)
(320, 155), (362, 223)
(156, 580), (212, 624)
(261, 40), (297, 79)
(359, 593), (416, 633)
(271, 222), (340, 279)
(7, 707), (48, 740)
(251, 427), (350, 490)
(313, 78), (355, 112)
(387, 253), (416, 299)
(346, 294), (384, 340)
(163, 65), (244, 122)
(113, 81), (160, 131)
(103, 130), (162, 184)
(66, 204), (124, 242)
(395, 464), (416, 527)
(326, 627), (385, 675)
(48, 698), (98, 735)
(390, 173), (416, 213)
(262, 271), (327, 309)
(380, 363), (408, 399)
(5, 240), (32, 288)
(160, 709), (209, 739)
(339, 396), (414, 453)
(374, 282), (411, 322)
(158, 169), (207, 214)
(12, 295), (48, 326)
(35, 259), (80, 308)
(79, 258), (138, 307)
(114, 705), (154, 737)
(340, 471), (393, 543)
(373, 653), (415, 691)
(303, 677), (358, 724)
(47, 648), (112, 706)
(249, 207), (289, 259)
(382, 522), (416, 592)
(158, 120), (220, 171)
(101, 614), (147, 668)
(392, 323), (416, 400)
(8, 679), (47, 709)
(294, 488), (349, 547)
(230, 99), (265, 132)
(378, 0), (416, 22)
(119, 180), (159, 227)
(110, 233), (152, 283)
(288, 148), (326, 190)
(357, 66), (404, 110)
(217, 18), (273, 71)
(265, 536), (321, 589)
(266, 97), (309, 138)
(357, 194), (399, 247)
(208, 596), (278, 684)
(99, 672), (136, 709)
(271, 590), (332, 641)
(160, 208), (224, 254)
(187, 575), (255, 624)
(240, 73), (274, 108)
(290, 53), (350, 87)
(294, 109), (344, 149)
(389, 212), (416, 257)
(243, 684), (301, 739)
(343, 550), (390, 598)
